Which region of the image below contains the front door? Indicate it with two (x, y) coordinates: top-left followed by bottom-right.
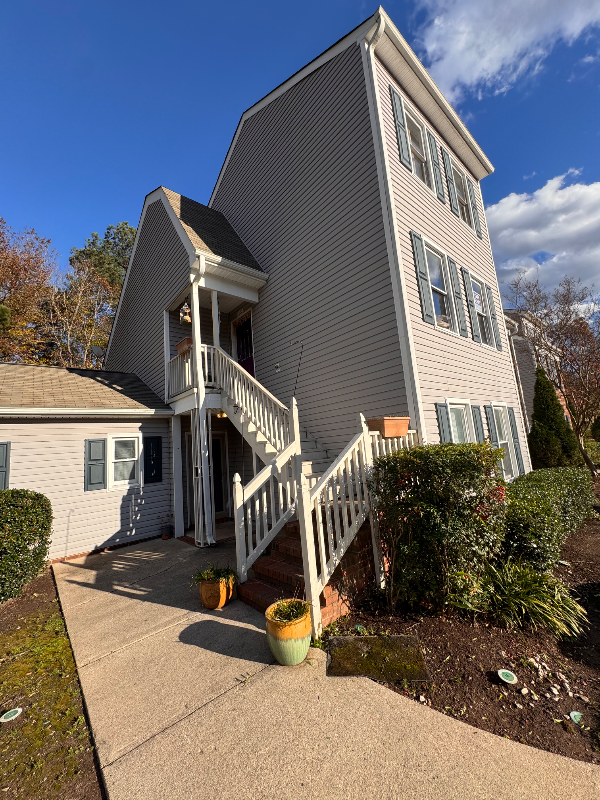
(210, 433), (228, 517)
(236, 316), (254, 377)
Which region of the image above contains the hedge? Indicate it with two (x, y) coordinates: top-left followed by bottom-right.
(503, 467), (596, 571)
(0, 489), (53, 603)
(369, 442), (506, 610)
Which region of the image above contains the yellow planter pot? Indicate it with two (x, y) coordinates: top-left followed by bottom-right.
(199, 577), (236, 610)
(265, 601), (311, 666)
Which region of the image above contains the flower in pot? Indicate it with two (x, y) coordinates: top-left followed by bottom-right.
(192, 565), (237, 610)
(265, 598), (311, 666)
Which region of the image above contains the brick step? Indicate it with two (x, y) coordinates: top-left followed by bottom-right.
(253, 554), (304, 592)
(237, 578), (283, 614)
(270, 531), (303, 563)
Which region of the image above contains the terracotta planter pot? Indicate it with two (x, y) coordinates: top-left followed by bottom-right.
(366, 416), (410, 439)
(176, 337), (193, 357)
(199, 577), (236, 610)
(265, 601), (311, 666)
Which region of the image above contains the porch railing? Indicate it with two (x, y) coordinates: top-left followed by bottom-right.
(370, 429), (418, 458)
(167, 349), (194, 398)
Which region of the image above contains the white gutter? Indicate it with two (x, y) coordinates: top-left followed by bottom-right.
(0, 407), (174, 418)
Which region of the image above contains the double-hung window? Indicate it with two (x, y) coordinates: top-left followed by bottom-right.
(493, 406), (515, 479)
(425, 246), (454, 331)
(406, 112), (431, 188)
(110, 435), (142, 488)
(449, 403), (470, 443)
(452, 163), (472, 226)
(470, 277), (493, 346)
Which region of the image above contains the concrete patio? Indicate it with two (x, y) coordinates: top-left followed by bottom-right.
(54, 537), (600, 800)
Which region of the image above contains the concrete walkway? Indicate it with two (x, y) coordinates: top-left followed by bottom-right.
(54, 538), (600, 800)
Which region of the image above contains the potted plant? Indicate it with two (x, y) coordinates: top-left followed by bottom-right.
(265, 599), (311, 666)
(366, 416), (410, 438)
(192, 565), (237, 610)
(160, 513), (174, 540)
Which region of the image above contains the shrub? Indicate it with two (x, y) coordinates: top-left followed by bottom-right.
(450, 560), (587, 639)
(503, 467), (596, 571)
(585, 439), (600, 466)
(590, 416), (600, 441)
(0, 489), (53, 603)
(527, 366), (581, 469)
(192, 564), (237, 584)
(369, 442), (506, 611)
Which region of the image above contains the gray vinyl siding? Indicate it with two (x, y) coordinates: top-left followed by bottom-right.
(375, 57), (530, 469)
(5, 418), (172, 560)
(511, 337), (537, 425)
(211, 44), (407, 454)
(106, 200), (191, 401)
(169, 313), (192, 360)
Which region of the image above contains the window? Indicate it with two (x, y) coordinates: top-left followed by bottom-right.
(470, 278), (492, 346)
(451, 163), (472, 227)
(406, 113), (431, 188)
(449, 404), (469, 443)
(493, 406), (514, 479)
(111, 436), (141, 487)
(426, 247), (454, 330)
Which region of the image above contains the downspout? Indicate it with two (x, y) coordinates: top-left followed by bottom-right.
(361, 13), (427, 442)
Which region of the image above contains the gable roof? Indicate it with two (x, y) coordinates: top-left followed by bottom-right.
(0, 363), (172, 416)
(161, 187), (263, 271)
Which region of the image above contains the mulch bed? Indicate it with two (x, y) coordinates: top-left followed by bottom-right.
(0, 570), (104, 798)
(327, 515), (600, 764)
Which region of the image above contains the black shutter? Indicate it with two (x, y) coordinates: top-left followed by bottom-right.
(484, 406), (499, 448)
(466, 178), (482, 238)
(390, 87), (413, 171)
(484, 284), (502, 351)
(143, 436), (163, 484)
(410, 231), (435, 325)
(447, 258), (468, 337)
(0, 442), (10, 490)
(427, 131), (445, 203)
(85, 439), (106, 491)
(461, 267), (481, 343)
(471, 406), (485, 444)
(507, 407), (525, 475)
(435, 403), (452, 443)
(441, 148), (460, 216)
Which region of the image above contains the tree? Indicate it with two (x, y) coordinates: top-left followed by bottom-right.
(508, 273), (600, 474)
(528, 366), (581, 469)
(0, 218), (54, 362)
(590, 416), (600, 441)
(69, 221), (136, 292)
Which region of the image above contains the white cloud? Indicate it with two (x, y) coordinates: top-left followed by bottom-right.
(486, 171), (600, 294)
(414, 0), (600, 101)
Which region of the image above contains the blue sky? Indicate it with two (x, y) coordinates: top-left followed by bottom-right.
(1, 1), (600, 292)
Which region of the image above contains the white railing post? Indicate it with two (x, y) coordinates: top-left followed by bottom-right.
(233, 473), (247, 583)
(360, 414), (384, 589)
(297, 470), (322, 638)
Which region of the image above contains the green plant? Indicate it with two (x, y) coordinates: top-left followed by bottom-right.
(191, 564), (237, 584)
(527, 367), (581, 469)
(369, 442), (506, 611)
(0, 489), (52, 603)
(585, 439), (600, 466)
(269, 598), (309, 623)
(453, 560), (588, 639)
(590, 416), (600, 442)
(503, 467), (596, 570)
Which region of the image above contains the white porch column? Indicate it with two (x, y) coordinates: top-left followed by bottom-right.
(171, 414), (184, 537)
(211, 290), (220, 350)
(163, 310), (170, 402)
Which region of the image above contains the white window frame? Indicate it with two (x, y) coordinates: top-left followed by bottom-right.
(450, 159), (473, 229)
(423, 237), (459, 337)
(404, 106), (433, 191)
(446, 398), (475, 443)
(490, 402), (516, 480)
(108, 433), (143, 490)
(469, 272), (495, 349)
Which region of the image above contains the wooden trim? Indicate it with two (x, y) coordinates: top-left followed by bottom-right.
(0, 408), (173, 417)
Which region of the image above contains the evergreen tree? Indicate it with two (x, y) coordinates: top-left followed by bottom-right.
(70, 221), (136, 291)
(528, 366), (581, 469)
(590, 416), (600, 441)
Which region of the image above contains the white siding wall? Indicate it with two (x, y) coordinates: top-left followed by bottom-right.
(211, 45), (407, 455)
(5, 418), (172, 559)
(375, 57), (531, 468)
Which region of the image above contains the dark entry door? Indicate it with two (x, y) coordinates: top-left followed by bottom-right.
(236, 317), (254, 377)
(211, 436), (225, 516)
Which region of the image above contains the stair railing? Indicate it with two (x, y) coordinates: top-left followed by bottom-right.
(370, 429), (418, 458)
(212, 347), (291, 452)
(233, 398), (302, 583)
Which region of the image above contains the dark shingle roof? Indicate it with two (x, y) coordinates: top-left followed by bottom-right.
(161, 187), (263, 272)
(0, 363), (171, 413)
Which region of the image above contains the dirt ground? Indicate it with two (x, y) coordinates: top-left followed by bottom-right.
(0, 570), (104, 799)
(328, 515), (600, 764)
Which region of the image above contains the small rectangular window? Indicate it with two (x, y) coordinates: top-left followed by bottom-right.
(426, 247), (454, 331)
(406, 113), (431, 188)
(452, 163), (472, 227)
(449, 405), (468, 443)
(113, 437), (139, 484)
(471, 278), (492, 346)
(494, 407), (514, 478)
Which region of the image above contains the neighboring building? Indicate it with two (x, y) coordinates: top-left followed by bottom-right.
(1, 8), (530, 632)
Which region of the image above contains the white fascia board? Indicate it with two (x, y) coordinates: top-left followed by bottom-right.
(196, 250), (268, 290)
(0, 407), (174, 418)
(209, 13), (379, 205)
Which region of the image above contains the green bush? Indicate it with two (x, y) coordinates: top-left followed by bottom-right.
(527, 366), (581, 469)
(590, 416), (600, 441)
(585, 439), (600, 466)
(503, 467), (596, 571)
(369, 442), (506, 611)
(0, 489), (52, 603)
(450, 560), (587, 639)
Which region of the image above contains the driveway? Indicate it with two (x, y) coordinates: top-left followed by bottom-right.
(54, 538), (600, 800)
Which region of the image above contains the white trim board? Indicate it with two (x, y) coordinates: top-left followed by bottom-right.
(0, 407), (174, 418)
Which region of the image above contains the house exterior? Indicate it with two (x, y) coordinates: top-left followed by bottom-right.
(1, 8), (530, 633)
